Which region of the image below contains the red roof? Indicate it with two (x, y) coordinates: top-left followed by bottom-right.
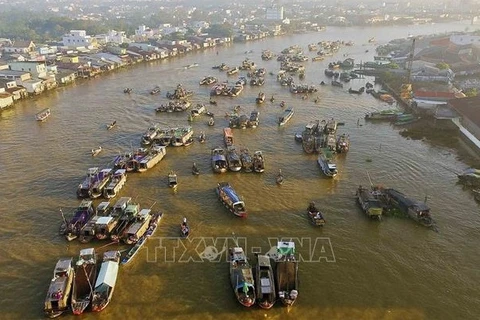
(448, 96), (480, 128)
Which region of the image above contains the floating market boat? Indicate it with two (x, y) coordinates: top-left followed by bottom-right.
(229, 246), (255, 307)
(103, 169), (127, 199)
(306, 201), (326, 226)
(255, 254), (276, 309)
(211, 147), (228, 173)
(36, 108), (51, 121)
(252, 151), (265, 173)
(61, 200), (95, 242)
(216, 182), (247, 217)
(278, 108), (294, 126)
(71, 248), (97, 315)
(91, 251), (120, 312)
(356, 185), (384, 220)
(275, 241), (299, 306)
(44, 258), (74, 318)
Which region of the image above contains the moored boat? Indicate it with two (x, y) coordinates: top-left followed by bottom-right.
(248, 110), (259, 128)
(91, 251), (120, 312)
(336, 133), (350, 153)
(61, 200), (95, 242)
(306, 201), (326, 226)
(89, 168), (113, 199)
(103, 169), (127, 199)
(95, 197), (129, 240)
(171, 126), (194, 147)
(356, 185), (384, 220)
(71, 248), (97, 315)
(216, 182), (247, 217)
(137, 145), (167, 172)
(317, 153), (338, 178)
(223, 127), (234, 147)
(278, 107), (294, 126)
(110, 201), (139, 242)
(211, 147), (228, 173)
(275, 241), (299, 306)
(121, 212), (163, 265)
(226, 146), (243, 172)
(36, 108), (51, 121)
(44, 258), (74, 318)
(229, 246), (256, 307)
(123, 208), (152, 244)
(383, 188), (435, 229)
(240, 149), (254, 173)
(365, 109), (402, 121)
(255, 254), (276, 309)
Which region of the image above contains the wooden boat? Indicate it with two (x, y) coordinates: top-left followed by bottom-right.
(91, 146), (102, 157)
(141, 125), (160, 146)
(211, 147), (228, 173)
(78, 215), (99, 244)
(191, 103), (206, 117)
(137, 145), (167, 172)
(180, 217), (190, 238)
(306, 202), (326, 226)
(223, 127), (234, 147)
(275, 241), (299, 306)
(110, 202), (139, 242)
(317, 153), (338, 178)
(171, 126), (194, 147)
(227, 67), (239, 75)
(71, 248), (97, 315)
(255, 92), (266, 104)
(278, 107), (294, 126)
(248, 111), (259, 128)
(198, 131), (206, 143)
(240, 149), (254, 173)
(35, 108), (51, 121)
(121, 213), (163, 265)
(216, 182), (247, 217)
(356, 185), (384, 220)
(336, 134), (350, 153)
(168, 171), (178, 189)
(253, 151), (265, 173)
(229, 247), (256, 307)
(150, 86), (161, 95)
(394, 114), (420, 126)
(91, 251), (120, 312)
(208, 117), (215, 126)
(106, 121), (116, 130)
(192, 162), (200, 175)
(123, 208), (152, 244)
(199, 76), (217, 85)
(77, 167), (101, 198)
(123, 88), (132, 94)
(365, 110), (402, 121)
(457, 168), (480, 187)
(95, 197), (129, 240)
(348, 87), (365, 94)
(61, 200), (95, 242)
(103, 169), (127, 199)
(276, 169), (284, 185)
(90, 168), (113, 199)
(44, 258), (74, 318)
(226, 146), (243, 172)
(383, 188), (435, 228)
(121, 212), (163, 264)
(255, 254), (276, 309)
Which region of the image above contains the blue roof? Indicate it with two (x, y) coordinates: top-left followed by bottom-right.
(223, 185), (241, 203)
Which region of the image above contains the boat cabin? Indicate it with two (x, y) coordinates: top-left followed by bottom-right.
(96, 201), (111, 216)
(95, 216), (117, 238)
(77, 248), (96, 266)
(124, 209), (151, 242)
(112, 197), (131, 215)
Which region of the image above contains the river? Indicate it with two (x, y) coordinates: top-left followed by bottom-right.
(0, 21), (479, 320)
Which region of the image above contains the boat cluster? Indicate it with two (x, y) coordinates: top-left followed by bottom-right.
(155, 100), (191, 113)
(165, 83), (194, 100)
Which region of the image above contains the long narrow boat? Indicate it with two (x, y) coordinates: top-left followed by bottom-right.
(226, 146), (243, 172)
(103, 169), (127, 199)
(223, 127), (234, 147)
(317, 153), (338, 178)
(383, 188), (435, 229)
(306, 201), (326, 226)
(89, 168), (113, 199)
(44, 258), (74, 318)
(216, 182), (247, 217)
(123, 208), (152, 245)
(252, 151), (265, 173)
(91, 251), (121, 312)
(275, 241), (299, 306)
(211, 147), (228, 173)
(255, 254), (276, 309)
(95, 197), (129, 240)
(110, 202), (139, 242)
(229, 246), (256, 307)
(35, 108), (51, 121)
(71, 248), (97, 315)
(121, 212), (163, 265)
(137, 145), (167, 172)
(278, 107), (294, 126)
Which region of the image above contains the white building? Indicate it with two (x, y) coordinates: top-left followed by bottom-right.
(62, 30), (96, 48)
(266, 6), (284, 20)
(95, 30), (129, 45)
(135, 25), (154, 38)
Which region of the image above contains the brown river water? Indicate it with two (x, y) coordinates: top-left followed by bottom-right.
(0, 22), (479, 320)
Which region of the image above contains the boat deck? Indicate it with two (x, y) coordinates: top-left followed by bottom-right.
(276, 261), (297, 291)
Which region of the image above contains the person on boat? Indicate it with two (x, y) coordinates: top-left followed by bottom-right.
(308, 201), (317, 214)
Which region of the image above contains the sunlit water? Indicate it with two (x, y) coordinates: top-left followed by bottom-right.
(1, 21), (479, 320)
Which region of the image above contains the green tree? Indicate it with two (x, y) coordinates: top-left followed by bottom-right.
(464, 88), (478, 97)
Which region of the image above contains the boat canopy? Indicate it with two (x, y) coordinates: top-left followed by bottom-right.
(113, 197), (131, 210)
(54, 258), (73, 276)
(277, 241), (295, 256)
(94, 261), (118, 289)
(223, 185), (241, 203)
(78, 248), (95, 265)
(96, 216), (113, 226)
(385, 189), (430, 211)
(114, 169), (127, 176)
(137, 209), (151, 220)
(257, 255), (271, 267)
(96, 202), (111, 213)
